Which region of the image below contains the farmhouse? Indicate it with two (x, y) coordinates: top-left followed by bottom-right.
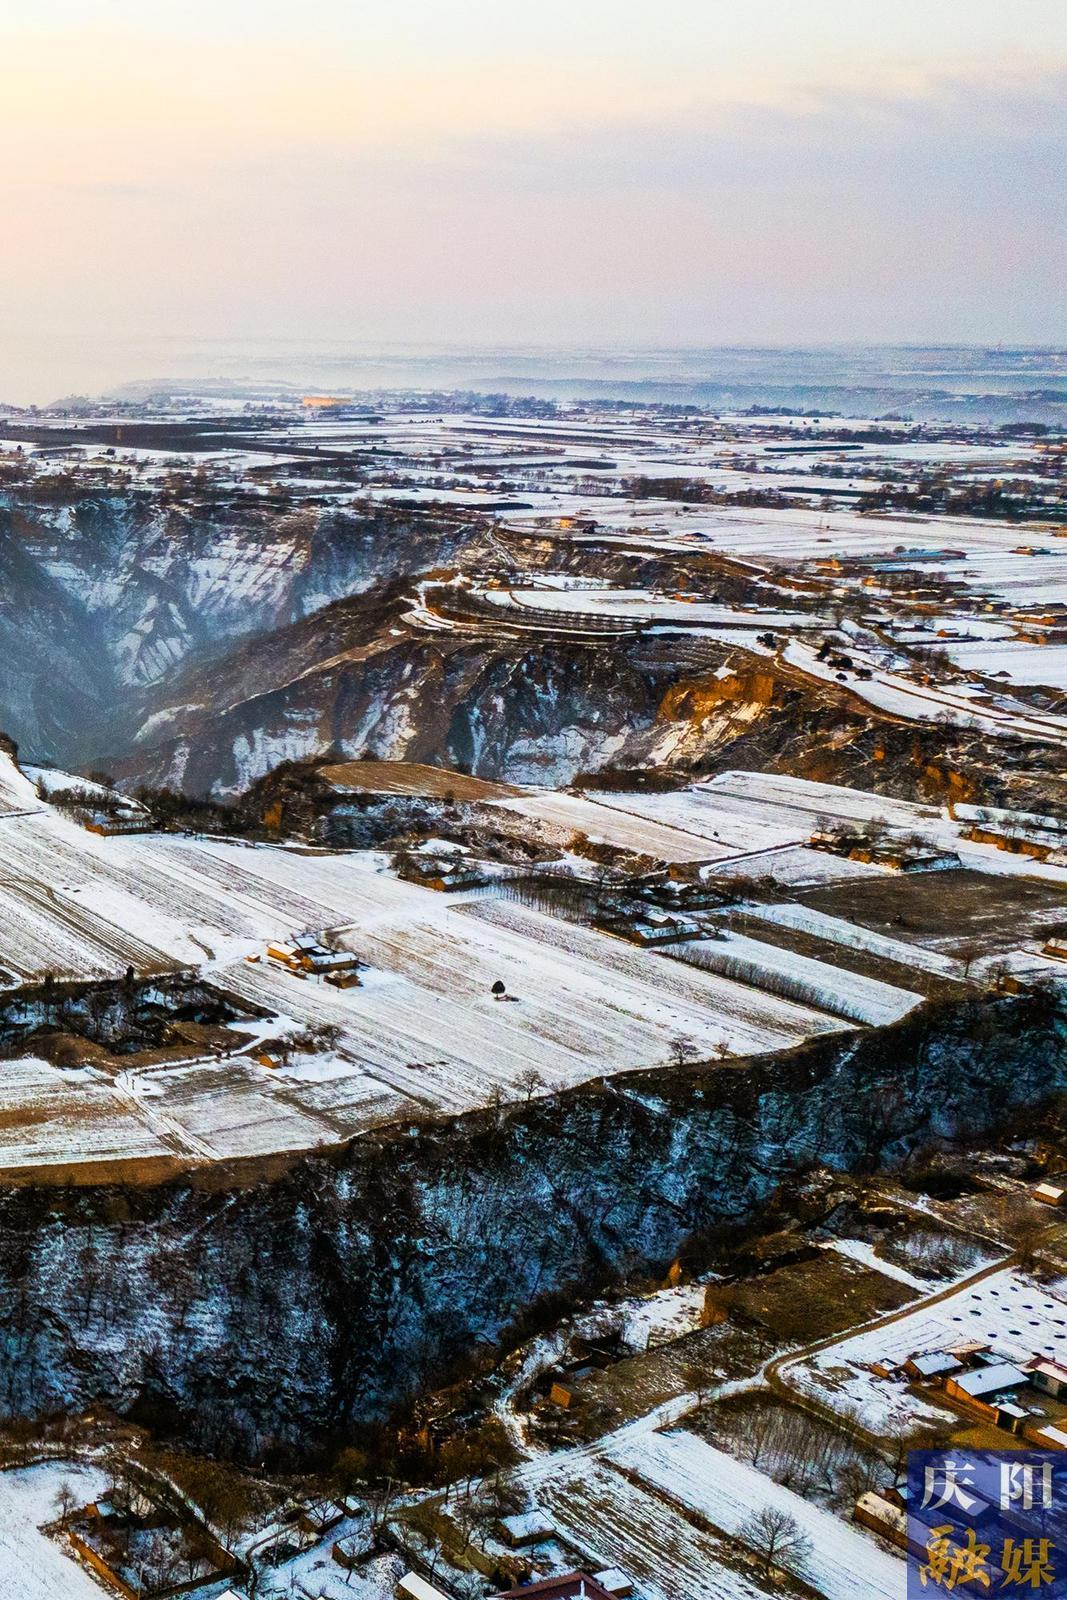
(291, 934), (361, 983)
(1029, 1357), (1067, 1399)
(397, 1575), (452, 1600)
(597, 908), (704, 945)
(854, 1490), (908, 1551)
(811, 828), (959, 873)
(495, 1574), (619, 1600)
(400, 855), (487, 892)
(943, 1361), (1031, 1419)
(903, 1351), (962, 1381)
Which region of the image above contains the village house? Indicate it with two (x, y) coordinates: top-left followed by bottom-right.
(494, 1573), (622, 1600)
(853, 1490), (908, 1551)
(1029, 1356), (1067, 1399)
(266, 934), (361, 986)
(943, 1361), (1032, 1422)
(83, 811), (155, 837)
(400, 853), (487, 892)
(597, 907), (704, 945)
(902, 1350), (963, 1382)
(811, 828), (960, 873)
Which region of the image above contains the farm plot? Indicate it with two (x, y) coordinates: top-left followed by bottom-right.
(142, 1056), (337, 1161)
(607, 1428), (905, 1600)
(477, 585), (821, 631)
(783, 1268), (1067, 1436)
(0, 1059), (171, 1174)
(784, 640), (1067, 744)
(707, 844), (888, 885)
(0, 1461), (111, 1600)
(944, 639), (1067, 690)
(0, 812), (273, 974)
(534, 1458), (767, 1600)
(588, 788), (806, 854)
(795, 868), (1067, 956)
(703, 769), (943, 833)
(488, 791), (731, 863)
(459, 899), (849, 1056)
(0, 757), (47, 815)
(668, 931), (921, 1026)
(740, 901), (964, 978)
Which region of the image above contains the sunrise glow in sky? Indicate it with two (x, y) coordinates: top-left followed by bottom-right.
(1, 0), (1065, 396)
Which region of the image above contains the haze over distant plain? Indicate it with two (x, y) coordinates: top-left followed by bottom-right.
(1, 0), (1065, 402)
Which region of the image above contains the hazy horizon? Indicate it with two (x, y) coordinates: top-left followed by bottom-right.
(2, 0), (1065, 403)
(1, 338), (1063, 414)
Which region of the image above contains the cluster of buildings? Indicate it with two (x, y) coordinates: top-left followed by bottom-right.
(869, 1344), (1067, 1449)
(263, 931), (361, 987)
(810, 826), (961, 874)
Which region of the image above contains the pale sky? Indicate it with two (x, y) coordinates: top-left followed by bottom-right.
(1, 1), (1065, 399)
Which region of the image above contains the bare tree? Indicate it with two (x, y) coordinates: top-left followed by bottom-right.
(516, 1067), (545, 1103)
(52, 1478), (77, 1527)
(668, 1036), (698, 1069)
(738, 1505), (813, 1581)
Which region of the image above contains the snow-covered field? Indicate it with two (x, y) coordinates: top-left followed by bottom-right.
(589, 787), (807, 854)
(670, 931), (921, 1025)
(477, 584), (823, 631)
(944, 639), (1067, 689)
(0, 747), (1058, 1175)
(0, 1461), (109, 1600)
(703, 770), (942, 831)
(741, 902), (964, 977)
(784, 640), (1067, 744)
(607, 1428), (905, 1600)
(490, 791), (733, 862)
(0, 757), (866, 1172)
(783, 1268), (1067, 1433)
(534, 1458), (768, 1600)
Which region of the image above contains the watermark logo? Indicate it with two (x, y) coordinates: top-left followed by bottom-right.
(908, 1452), (1067, 1595)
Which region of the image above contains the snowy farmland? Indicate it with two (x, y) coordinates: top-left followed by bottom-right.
(0, 754), (880, 1175)
(533, 1458), (768, 1600)
(489, 790), (735, 862)
(606, 1428), (905, 1600)
(783, 1268), (1067, 1435)
(670, 931), (922, 1026)
(0, 750), (1060, 1177)
(0, 1461), (109, 1600)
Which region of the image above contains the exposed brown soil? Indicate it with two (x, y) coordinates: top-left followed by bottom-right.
(319, 759), (520, 801)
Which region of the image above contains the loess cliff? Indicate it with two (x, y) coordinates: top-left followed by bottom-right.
(0, 992), (1059, 1463)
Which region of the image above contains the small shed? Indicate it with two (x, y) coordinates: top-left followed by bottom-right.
(397, 1575), (453, 1600)
(1033, 1182), (1066, 1206)
(945, 1362), (1030, 1416)
(594, 1571), (634, 1598)
(498, 1510), (555, 1548)
(904, 1351), (962, 1382)
(854, 1491), (908, 1551)
(995, 1401), (1031, 1434)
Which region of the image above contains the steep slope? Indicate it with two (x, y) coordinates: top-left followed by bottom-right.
(113, 594), (1067, 808)
(0, 993), (1056, 1461)
(0, 483), (481, 764)
(111, 585), (667, 795)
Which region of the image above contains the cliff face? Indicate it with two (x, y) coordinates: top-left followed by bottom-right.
(0, 994), (1059, 1461)
(0, 488), (478, 765)
(113, 608), (669, 796)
